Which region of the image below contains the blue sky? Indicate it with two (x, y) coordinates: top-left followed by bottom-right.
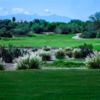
(0, 0), (100, 21)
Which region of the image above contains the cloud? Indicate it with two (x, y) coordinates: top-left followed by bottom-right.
(45, 9), (53, 13)
(0, 7), (34, 16)
(0, 7), (9, 16)
(12, 8), (34, 15)
(24, 11), (34, 15)
(12, 8), (24, 14)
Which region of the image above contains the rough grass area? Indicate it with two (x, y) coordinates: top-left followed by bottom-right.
(1, 33), (100, 50)
(41, 59), (85, 68)
(0, 70), (100, 100)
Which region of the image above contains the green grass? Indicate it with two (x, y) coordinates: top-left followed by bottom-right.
(42, 59), (85, 68)
(0, 70), (100, 100)
(1, 33), (100, 50)
(64, 59), (84, 63)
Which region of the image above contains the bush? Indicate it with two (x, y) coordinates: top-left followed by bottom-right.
(96, 32), (100, 38)
(47, 22), (57, 31)
(55, 24), (69, 34)
(64, 47), (72, 57)
(0, 58), (5, 70)
(96, 30), (100, 38)
(80, 31), (96, 38)
(11, 28), (27, 36)
(78, 43), (93, 58)
(64, 47), (72, 51)
(0, 45), (28, 63)
(0, 28), (12, 37)
(85, 51), (100, 69)
(65, 51), (72, 58)
(31, 24), (44, 33)
(42, 46), (51, 51)
(31, 48), (38, 52)
(14, 53), (42, 70)
(54, 48), (65, 59)
(73, 48), (82, 58)
(39, 51), (51, 61)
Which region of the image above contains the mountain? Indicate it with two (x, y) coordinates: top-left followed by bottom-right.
(0, 14), (71, 23)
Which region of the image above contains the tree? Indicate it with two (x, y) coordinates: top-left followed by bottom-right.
(0, 28), (12, 37)
(31, 24), (44, 33)
(33, 19), (40, 23)
(55, 24), (68, 34)
(12, 17), (16, 22)
(89, 12), (100, 30)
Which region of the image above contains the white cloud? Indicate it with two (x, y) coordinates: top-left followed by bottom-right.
(0, 7), (34, 16)
(45, 9), (53, 13)
(0, 7), (9, 16)
(24, 11), (34, 15)
(12, 8), (34, 15)
(12, 8), (24, 14)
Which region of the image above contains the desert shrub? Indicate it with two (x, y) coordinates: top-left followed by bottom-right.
(64, 47), (72, 51)
(31, 24), (44, 33)
(14, 53), (42, 70)
(96, 32), (100, 38)
(39, 51), (51, 61)
(78, 43), (93, 57)
(0, 58), (5, 70)
(0, 28), (12, 37)
(96, 30), (100, 38)
(85, 51), (100, 69)
(11, 28), (27, 36)
(43, 27), (48, 32)
(42, 46), (51, 51)
(65, 51), (72, 58)
(0, 19), (11, 25)
(80, 31), (87, 38)
(80, 31), (96, 38)
(55, 24), (69, 34)
(0, 45), (28, 63)
(31, 48), (38, 52)
(47, 22), (57, 31)
(64, 47), (72, 57)
(73, 48), (82, 58)
(54, 48), (65, 59)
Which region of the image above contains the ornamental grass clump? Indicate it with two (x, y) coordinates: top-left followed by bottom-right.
(64, 47), (73, 58)
(73, 48), (82, 58)
(42, 46), (51, 51)
(85, 51), (100, 69)
(38, 50), (51, 61)
(54, 48), (65, 59)
(0, 58), (5, 70)
(64, 47), (72, 51)
(14, 53), (42, 70)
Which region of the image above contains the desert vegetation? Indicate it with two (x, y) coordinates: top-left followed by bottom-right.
(0, 12), (100, 39)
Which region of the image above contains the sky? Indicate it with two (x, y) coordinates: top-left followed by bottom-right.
(0, 0), (100, 21)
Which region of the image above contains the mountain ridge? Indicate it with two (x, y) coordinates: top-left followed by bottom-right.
(0, 14), (71, 23)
